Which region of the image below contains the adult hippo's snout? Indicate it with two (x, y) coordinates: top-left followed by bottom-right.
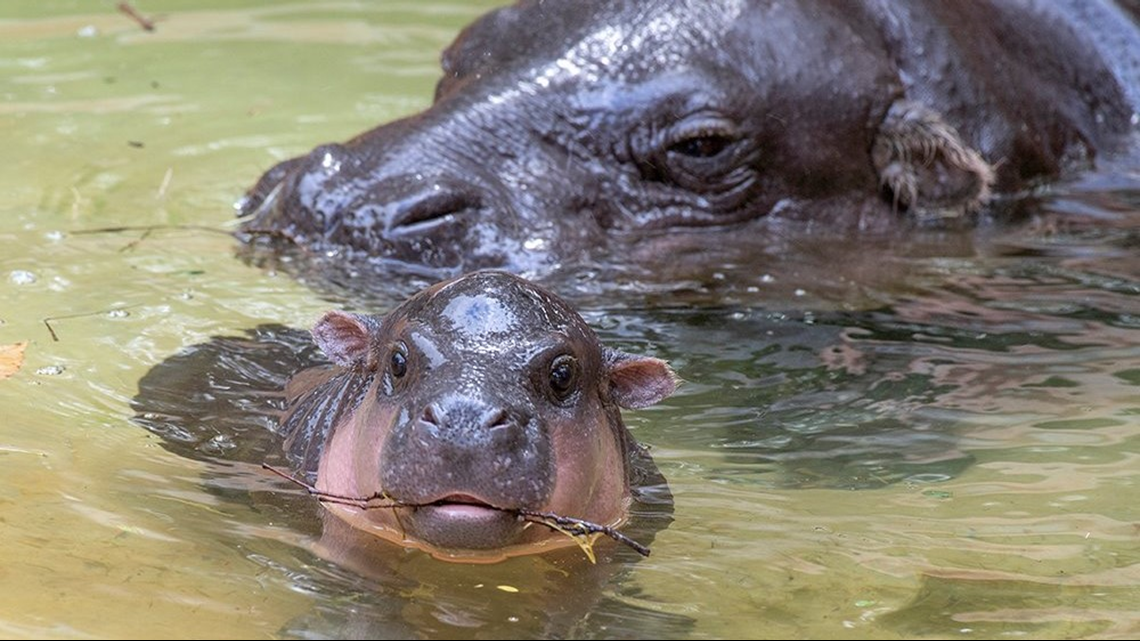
(239, 0), (1139, 278)
(244, 131), (552, 271)
(242, 80), (604, 273)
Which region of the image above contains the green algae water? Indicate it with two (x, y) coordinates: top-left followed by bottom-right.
(1, 2), (1139, 638)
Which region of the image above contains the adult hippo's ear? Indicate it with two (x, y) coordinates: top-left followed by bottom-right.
(434, 4), (527, 100)
(311, 311), (381, 369)
(603, 348), (680, 410)
(872, 100), (996, 222)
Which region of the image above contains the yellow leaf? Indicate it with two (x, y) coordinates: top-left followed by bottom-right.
(0, 342), (27, 380)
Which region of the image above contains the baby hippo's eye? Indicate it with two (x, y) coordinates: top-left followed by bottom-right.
(549, 354), (579, 399)
(390, 347), (408, 378)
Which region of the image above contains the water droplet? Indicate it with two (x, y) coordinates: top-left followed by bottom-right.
(107, 309), (130, 318)
(36, 365), (65, 376)
(760, 274), (775, 283)
(9, 270), (37, 285)
(76, 24), (99, 38)
(202, 434), (236, 455)
(794, 288), (807, 297)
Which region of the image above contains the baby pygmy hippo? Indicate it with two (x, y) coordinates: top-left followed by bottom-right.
(276, 270), (677, 562)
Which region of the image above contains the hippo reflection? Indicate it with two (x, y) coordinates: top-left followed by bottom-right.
(240, 0), (1140, 275)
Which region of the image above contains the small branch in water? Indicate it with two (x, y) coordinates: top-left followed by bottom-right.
(43, 304), (141, 342)
(70, 224), (232, 236)
(517, 509), (650, 557)
(261, 463), (400, 509)
(70, 224), (233, 253)
(117, 2), (156, 32)
(156, 167), (174, 200)
(260, 463), (651, 558)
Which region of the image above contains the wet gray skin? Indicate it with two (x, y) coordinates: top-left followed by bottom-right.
(279, 270), (676, 558)
(238, 0), (1140, 276)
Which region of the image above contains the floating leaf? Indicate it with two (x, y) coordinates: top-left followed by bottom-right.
(540, 519), (604, 564)
(0, 342), (27, 380)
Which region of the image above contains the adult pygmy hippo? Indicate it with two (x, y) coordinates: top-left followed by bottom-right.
(279, 270), (677, 561)
(239, 0), (1140, 274)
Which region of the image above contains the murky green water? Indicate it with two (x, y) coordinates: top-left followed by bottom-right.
(2, 2), (1139, 638)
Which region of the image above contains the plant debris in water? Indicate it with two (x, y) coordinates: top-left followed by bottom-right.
(262, 463), (651, 560)
(0, 342), (27, 380)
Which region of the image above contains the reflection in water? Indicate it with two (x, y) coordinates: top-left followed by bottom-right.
(0, 1), (1139, 639)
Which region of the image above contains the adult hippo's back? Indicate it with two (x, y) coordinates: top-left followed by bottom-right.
(239, 0), (1140, 275)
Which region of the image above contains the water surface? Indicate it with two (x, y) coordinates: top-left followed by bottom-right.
(1, 2), (1139, 638)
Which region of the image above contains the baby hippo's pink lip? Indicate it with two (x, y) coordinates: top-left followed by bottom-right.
(424, 494), (506, 518)
(408, 494), (527, 550)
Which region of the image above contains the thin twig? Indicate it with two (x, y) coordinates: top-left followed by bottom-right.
(260, 463), (651, 557)
(43, 304), (141, 342)
(70, 224), (231, 236)
(117, 2), (155, 31)
(156, 167), (173, 200)
(261, 463), (399, 509)
(517, 509), (651, 557)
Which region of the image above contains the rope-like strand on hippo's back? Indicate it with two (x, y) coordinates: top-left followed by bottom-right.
(261, 463), (651, 559)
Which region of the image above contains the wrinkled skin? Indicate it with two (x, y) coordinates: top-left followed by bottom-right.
(281, 271), (676, 561)
(239, 0), (1140, 275)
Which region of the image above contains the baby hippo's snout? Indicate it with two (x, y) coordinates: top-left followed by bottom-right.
(380, 394), (555, 550)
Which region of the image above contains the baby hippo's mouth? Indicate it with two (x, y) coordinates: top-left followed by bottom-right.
(408, 493), (527, 550)
(423, 494), (505, 519)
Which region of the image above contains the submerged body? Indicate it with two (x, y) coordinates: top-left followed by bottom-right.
(240, 0), (1139, 276)
(281, 271), (676, 561)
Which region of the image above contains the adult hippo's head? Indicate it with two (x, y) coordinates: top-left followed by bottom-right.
(238, 0), (1135, 275)
(281, 271), (677, 561)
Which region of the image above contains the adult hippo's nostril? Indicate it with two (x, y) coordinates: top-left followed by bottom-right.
(388, 181), (483, 235)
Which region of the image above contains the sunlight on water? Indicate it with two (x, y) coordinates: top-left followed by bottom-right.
(1, 1), (1139, 639)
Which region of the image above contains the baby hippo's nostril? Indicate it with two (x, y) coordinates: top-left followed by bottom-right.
(421, 404), (441, 426)
(482, 408), (510, 430)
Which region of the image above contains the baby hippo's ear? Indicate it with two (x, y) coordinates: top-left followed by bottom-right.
(604, 348), (679, 409)
(311, 311), (380, 368)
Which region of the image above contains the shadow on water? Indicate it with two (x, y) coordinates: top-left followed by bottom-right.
(131, 323), (685, 639)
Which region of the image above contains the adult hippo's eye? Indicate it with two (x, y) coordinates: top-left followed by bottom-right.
(665, 117), (741, 161)
(669, 132), (735, 159)
(548, 354), (580, 400)
(390, 346), (408, 378)
(643, 113), (756, 195)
